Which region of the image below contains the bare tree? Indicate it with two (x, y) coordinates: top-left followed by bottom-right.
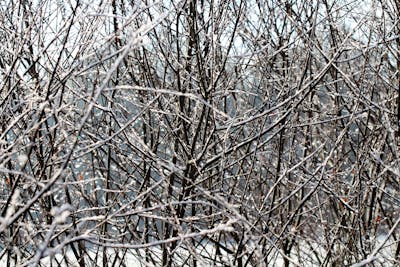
(0, 0), (399, 266)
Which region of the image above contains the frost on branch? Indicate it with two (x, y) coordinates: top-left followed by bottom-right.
(1, 0), (400, 266)
(50, 204), (74, 224)
(0, 189), (20, 233)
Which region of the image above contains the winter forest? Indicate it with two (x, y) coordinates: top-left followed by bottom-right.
(1, 0), (400, 266)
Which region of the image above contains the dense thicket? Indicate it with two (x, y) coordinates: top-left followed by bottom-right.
(1, 0), (400, 266)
